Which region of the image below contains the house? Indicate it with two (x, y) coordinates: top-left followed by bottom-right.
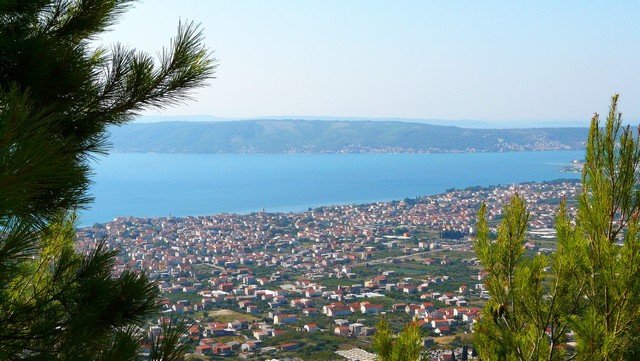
(349, 323), (364, 334)
(149, 325), (161, 342)
(405, 304), (421, 315)
(201, 297), (215, 309)
(212, 343), (233, 356)
(199, 338), (216, 346)
(422, 258), (436, 265)
(324, 304), (352, 317)
(392, 303), (407, 311)
(414, 308), (430, 319)
(334, 326), (350, 336)
(385, 283), (397, 291)
(273, 313), (297, 325)
(204, 322), (231, 337)
(218, 283), (234, 292)
(463, 312), (478, 323)
(187, 324), (201, 339)
(240, 340), (261, 352)
(360, 326), (375, 336)
(434, 325), (451, 335)
(279, 342), (299, 351)
(401, 285), (417, 294)
(373, 275), (388, 285)
(360, 303), (384, 314)
(242, 275), (256, 284)
(291, 298), (313, 308)
(227, 320), (243, 330)
(171, 303), (192, 313)
(252, 331), (269, 340)
(195, 344), (212, 356)
(347, 302), (363, 313)
(416, 319), (431, 330)
(305, 289), (321, 297)
(304, 324), (318, 332)
(431, 319), (450, 329)
(421, 302), (436, 312)
(303, 307), (320, 316)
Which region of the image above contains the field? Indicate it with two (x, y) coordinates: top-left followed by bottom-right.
(434, 333), (473, 346)
(207, 309), (260, 323)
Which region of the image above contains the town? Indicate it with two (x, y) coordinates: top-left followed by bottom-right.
(75, 179), (580, 361)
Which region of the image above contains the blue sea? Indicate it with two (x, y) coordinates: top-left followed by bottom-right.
(79, 151), (583, 226)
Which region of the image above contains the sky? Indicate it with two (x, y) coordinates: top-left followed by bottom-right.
(99, 1), (640, 126)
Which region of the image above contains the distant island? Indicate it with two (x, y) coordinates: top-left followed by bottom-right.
(109, 119), (589, 154)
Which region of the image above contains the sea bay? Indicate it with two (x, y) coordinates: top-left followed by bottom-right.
(80, 150), (583, 226)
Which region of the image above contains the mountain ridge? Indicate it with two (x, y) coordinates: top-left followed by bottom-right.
(108, 119), (589, 154)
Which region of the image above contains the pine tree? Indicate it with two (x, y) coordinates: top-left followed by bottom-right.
(373, 317), (427, 361)
(0, 1), (215, 359)
(473, 95), (640, 360)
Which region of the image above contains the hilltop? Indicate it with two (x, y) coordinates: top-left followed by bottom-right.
(108, 119), (588, 154)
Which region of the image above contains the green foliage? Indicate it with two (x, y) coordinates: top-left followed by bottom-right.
(474, 95), (640, 361)
(107, 119), (589, 153)
(373, 317), (427, 361)
(573, 95), (640, 360)
(474, 197), (566, 360)
(150, 317), (191, 361)
(0, 1), (214, 359)
(0, 214), (164, 360)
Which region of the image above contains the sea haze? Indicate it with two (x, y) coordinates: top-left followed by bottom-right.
(80, 151), (583, 226)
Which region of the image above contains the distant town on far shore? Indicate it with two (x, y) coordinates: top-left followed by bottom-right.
(109, 119), (589, 154)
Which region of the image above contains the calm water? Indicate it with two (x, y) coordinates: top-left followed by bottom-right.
(80, 151), (583, 226)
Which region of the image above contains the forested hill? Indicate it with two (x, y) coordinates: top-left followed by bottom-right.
(108, 119), (589, 154)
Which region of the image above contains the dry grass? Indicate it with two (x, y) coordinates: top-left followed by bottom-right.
(435, 333), (473, 345)
(208, 309), (260, 322)
(435, 335), (457, 345)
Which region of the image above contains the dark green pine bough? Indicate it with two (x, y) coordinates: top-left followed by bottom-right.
(0, 1), (215, 360)
(474, 95), (640, 361)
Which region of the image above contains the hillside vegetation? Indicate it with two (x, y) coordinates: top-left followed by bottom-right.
(109, 119), (588, 153)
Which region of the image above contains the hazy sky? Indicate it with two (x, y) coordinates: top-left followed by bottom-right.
(100, 1), (640, 124)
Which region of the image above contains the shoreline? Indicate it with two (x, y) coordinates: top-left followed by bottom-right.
(78, 178), (581, 229)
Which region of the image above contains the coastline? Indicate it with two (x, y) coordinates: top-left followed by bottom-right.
(80, 150), (583, 227)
